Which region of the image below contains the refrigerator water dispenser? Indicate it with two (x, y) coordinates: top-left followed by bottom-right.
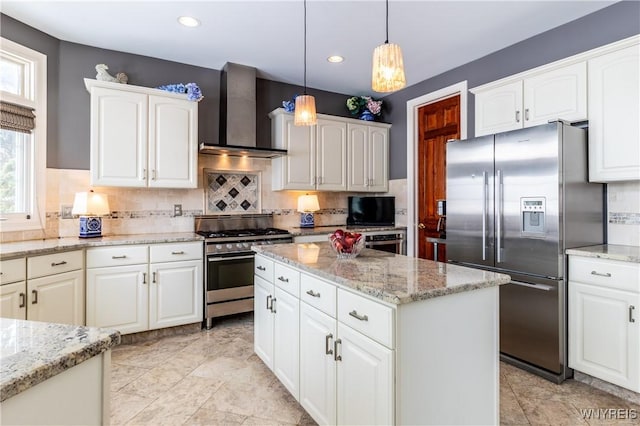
(521, 198), (546, 235)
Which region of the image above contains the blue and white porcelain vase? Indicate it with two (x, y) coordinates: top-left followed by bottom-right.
(359, 110), (375, 121)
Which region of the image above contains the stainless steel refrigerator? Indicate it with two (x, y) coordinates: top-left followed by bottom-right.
(446, 121), (604, 382)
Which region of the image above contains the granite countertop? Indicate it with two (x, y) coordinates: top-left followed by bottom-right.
(287, 225), (407, 237)
(566, 244), (640, 263)
(253, 242), (510, 305)
(0, 318), (120, 402)
(0, 233), (203, 260)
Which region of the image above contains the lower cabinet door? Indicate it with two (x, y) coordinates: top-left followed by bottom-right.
(27, 270), (84, 326)
(569, 281), (640, 391)
(274, 287), (300, 400)
(300, 302), (337, 425)
(254, 275), (275, 369)
(86, 264), (148, 334)
(0, 281), (27, 320)
(149, 260), (203, 330)
(337, 322), (393, 426)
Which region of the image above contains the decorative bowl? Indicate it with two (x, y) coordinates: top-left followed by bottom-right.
(329, 233), (365, 259)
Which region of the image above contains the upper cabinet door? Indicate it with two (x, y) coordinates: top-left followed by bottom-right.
(347, 123), (368, 192)
(316, 119), (347, 191)
(148, 95), (198, 188)
(367, 126), (389, 192)
(474, 81), (523, 137)
(588, 45), (640, 182)
(523, 62), (587, 126)
(90, 87), (148, 187)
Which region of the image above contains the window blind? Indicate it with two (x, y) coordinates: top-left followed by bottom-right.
(0, 101), (35, 133)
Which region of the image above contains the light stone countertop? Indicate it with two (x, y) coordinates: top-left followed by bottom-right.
(0, 233), (203, 260)
(0, 318), (120, 402)
(566, 244), (640, 263)
(253, 242), (510, 305)
(286, 225), (407, 237)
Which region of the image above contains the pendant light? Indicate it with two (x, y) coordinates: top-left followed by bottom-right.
(372, 0), (406, 92)
(294, 0), (317, 126)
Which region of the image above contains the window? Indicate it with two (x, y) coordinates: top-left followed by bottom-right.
(0, 37), (46, 232)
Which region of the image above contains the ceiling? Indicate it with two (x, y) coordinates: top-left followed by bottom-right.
(1, 1), (616, 95)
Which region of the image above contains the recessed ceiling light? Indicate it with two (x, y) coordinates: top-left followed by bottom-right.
(327, 55), (344, 63)
(178, 16), (200, 27)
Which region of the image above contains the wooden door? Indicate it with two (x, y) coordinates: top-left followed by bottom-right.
(417, 95), (460, 260)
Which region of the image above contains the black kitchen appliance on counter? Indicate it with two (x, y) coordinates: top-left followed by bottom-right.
(347, 196), (395, 226)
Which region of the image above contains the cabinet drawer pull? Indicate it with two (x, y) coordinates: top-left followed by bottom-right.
(152, 169), (157, 180)
(51, 261), (67, 267)
(306, 289), (321, 298)
(630, 306), (636, 323)
(271, 298), (277, 314)
(266, 295), (272, 311)
(152, 272), (157, 283)
(31, 289), (38, 304)
(334, 338), (342, 361)
(112, 255), (127, 259)
(524, 108), (530, 121)
(19, 292), (26, 308)
(257, 265), (266, 271)
(590, 270), (611, 277)
(349, 310), (369, 321)
(142, 272), (147, 284)
(277, 276), (289, 283)
(325, 333), (334, 355)
(171, 251), (185, 255)
(515, 110), (521, 123)
(142, 169), (147, 180)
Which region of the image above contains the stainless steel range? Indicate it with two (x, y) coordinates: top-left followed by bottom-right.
(195, 214), (292, 329)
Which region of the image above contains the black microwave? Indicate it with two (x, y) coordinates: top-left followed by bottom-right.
(347, 196), (395, 226)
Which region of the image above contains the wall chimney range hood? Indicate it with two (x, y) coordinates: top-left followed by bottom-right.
(199, 62), (287, 159)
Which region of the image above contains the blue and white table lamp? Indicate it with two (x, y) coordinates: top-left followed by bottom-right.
(297, 194), (320, 228)
(72, 190), (110, 238)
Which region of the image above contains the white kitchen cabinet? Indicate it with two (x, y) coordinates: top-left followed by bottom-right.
(569, 256), (640, 392)
(24, 251), (84, 326)
(0, 258), (26, 320)
(347, 123), (389, 192)
(86, 79), (198, 188)
(588, 44), (640, 182)
(86, 241), (202, 334)
(473, 62), (587, 136)
(253, 259), (301, 399)
(270, 108), (388, 192)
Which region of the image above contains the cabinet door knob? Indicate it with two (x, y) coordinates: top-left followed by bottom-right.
(266, 295), (272, 310)
(142, 272), (147, 284)
(630, 305), (636, 323)
(524, 108), (530, 121)
(19, 292), (26, 308)
(418, 223), (426, 230)
(271, 298), (277, 314)
(152, 272), (157, 283)
(334, 338), (342, 362)
(31, 289), (38, 304)
(515, 111), (521, 123)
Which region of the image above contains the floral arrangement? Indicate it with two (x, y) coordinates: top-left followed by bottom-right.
(346, 96), (383, 120)
(156, 82), (203, 102)
(282, 94), (298, 112)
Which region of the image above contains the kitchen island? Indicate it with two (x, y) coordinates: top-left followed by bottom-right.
(252, 242), (511, 425)
(0, 318), (120, 425)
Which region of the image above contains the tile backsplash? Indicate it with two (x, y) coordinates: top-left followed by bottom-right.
(607, 181), (640, 247)
(0, 154), (407, 243)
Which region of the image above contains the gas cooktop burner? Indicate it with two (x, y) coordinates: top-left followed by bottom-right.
(197, 227), (290, 239)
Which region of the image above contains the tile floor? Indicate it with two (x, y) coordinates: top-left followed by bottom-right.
(111, 313), (639, 425)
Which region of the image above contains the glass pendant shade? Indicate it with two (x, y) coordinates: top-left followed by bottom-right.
(294, 94), (317, 126)
(372, 42), (406, 92)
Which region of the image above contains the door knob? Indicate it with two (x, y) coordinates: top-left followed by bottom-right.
(418, 223), (426, 229)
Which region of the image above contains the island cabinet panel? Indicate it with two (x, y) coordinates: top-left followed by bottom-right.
(27, 270), (84, 326)
(253, 249), (504, 426)
(273, 287), (300, 399)
(299, 302), (337, 425)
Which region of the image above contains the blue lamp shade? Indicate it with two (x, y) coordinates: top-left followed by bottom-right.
(297, 194), (320, 228)
(72, 191), (110, 238)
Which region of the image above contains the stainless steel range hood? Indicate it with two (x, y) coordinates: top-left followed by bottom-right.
(199, 62), (287, 159)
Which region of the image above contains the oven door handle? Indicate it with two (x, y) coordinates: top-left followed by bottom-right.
(365, 240), (402, 246)
(207, 255), (254, 262)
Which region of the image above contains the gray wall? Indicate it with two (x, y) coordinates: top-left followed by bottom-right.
(384, 0), (640, 179)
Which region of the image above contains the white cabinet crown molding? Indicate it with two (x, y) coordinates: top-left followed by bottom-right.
(84, 78), (190, 101)
(470, 34), (640, 94)
(269, 108), (391, 129)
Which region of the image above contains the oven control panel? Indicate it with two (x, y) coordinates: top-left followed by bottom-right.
(206, 236), (293, 255)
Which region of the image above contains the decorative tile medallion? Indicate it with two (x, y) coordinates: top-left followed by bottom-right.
(205, 169), (261, 214)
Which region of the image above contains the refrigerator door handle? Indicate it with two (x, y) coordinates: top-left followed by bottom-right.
(482, 171), (488, 261)
(510, 280), (555, 292)
(496, 169), (503, 263)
